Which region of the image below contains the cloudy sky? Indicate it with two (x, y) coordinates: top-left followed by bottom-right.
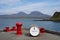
(0, 0), (60, 15)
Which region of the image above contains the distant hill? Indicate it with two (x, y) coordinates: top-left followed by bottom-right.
(0, 11), (51, 18)
(50, 12), (60, 21)
(11, 12), (27, 17)
(28, 11), (50, 18)
(0, 12), (27, 18)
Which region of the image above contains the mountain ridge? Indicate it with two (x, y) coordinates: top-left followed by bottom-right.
(0, 11), (51, 18)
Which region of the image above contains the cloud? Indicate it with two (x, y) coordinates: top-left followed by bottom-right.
(0, 0), (21, 6)
(0, 0), (60, 15)
(0, 2), (48, 14)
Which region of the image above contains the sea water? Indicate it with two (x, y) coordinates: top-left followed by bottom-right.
(0, 18), (60, 32)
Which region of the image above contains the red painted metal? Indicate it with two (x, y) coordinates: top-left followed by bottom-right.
(16, 22), (23, 35)
(5, 26), (10, 32)
(40, 27), (45, 33)
(11, 26), (16, 31)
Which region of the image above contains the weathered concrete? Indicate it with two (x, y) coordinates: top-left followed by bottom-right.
(45, 30), (60, 35)
(0, 29), (60, 40)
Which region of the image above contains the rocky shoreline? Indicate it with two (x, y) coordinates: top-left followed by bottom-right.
(33, 19), (60, 22)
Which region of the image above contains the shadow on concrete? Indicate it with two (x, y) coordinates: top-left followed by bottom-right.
(25, 33), (32, 37)
(25, 33), (40, 37)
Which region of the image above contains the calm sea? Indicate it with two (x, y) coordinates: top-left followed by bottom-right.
(0, 18), (60, 32)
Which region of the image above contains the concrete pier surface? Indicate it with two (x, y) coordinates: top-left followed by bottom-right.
(0, 29), (60, 40)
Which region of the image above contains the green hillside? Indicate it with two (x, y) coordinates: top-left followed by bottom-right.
(50, 12), (60, 21)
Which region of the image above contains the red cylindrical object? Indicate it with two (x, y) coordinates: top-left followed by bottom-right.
(17, 31), (22, 35)
(16, 22), (23, 35)
(11, 26), (16, 31)
(5, 26), (10, 32)
(40, 27), (45, 33)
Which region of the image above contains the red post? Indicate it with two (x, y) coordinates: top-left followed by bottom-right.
(5, 26), (10, 32)
(16, 22), (23, 35)
(11, 26), (16, 31)
(40, 27), (45, 34)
